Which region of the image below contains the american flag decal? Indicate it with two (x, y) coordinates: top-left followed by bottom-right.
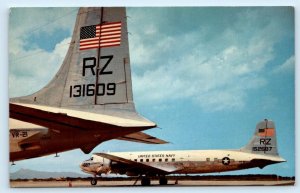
(258, 128), (274, 137)
(79, 22), (122, 50)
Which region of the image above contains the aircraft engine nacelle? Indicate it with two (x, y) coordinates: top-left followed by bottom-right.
(96, 158), (111, 174)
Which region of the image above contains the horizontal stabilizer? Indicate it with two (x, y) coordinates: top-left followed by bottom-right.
(249, 158), (286, 169)
(117, 132), (168, 144)
(10, 103), (155, 128)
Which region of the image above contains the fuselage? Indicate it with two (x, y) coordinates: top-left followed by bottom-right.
(9, 111), (157, 162)
(9, 118), (99, 161)
(9, 118), (124, 161)
(81, 149), (285, 176)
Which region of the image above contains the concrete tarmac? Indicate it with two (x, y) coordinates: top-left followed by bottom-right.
(10, 179), (295, 187)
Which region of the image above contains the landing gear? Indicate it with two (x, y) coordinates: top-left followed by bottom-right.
(141, 177), (151, 186)
(139, 176), (168, 186)
(159, 177), (168, 185)
(91, 178), (97, 186)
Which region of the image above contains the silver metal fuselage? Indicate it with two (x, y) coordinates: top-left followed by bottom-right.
(9, 118), (145, 161)
(80, 150), (285, 176)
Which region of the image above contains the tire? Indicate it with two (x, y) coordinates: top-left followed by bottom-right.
(91, 178), (97, 186)
(159, 177), (168, 185)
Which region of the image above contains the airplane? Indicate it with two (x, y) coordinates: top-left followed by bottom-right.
(80, 119), (286, 186)
(9, 7), (167, 162)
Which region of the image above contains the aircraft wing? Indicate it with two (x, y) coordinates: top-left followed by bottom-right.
(94, 153), (183, 174)
(10, 103), (167, 157)
(116, 132), (168, 144)
(10, 103), (156, 138)
(10, 103), (155, 127)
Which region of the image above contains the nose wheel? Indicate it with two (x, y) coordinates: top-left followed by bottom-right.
(91, 178), (97, 186)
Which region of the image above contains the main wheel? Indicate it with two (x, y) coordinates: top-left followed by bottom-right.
(159, 177), (168, 185)
(91, 178), (97, 186)
(141, 177), (151, 186)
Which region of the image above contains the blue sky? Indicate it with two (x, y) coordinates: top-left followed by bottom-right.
(8, 7), (295, 177)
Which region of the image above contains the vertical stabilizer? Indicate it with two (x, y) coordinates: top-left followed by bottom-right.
(11, 8), (136, 114)
(241, 119), (278, 156)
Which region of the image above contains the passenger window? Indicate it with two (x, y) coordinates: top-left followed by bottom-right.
(152, 159), (156, 162)
(134, 159), (137, 162)
(206, 158), (210, 162)
(140, 159), (143, 162)
(146, 159), (149, 162)
(159, 158), (162, 162)
(172, 158), (175, 162)
(165, 158), (168, 162)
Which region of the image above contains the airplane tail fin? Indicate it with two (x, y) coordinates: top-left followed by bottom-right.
(11, 8), (137, 114)
(241, 119), (279, 156)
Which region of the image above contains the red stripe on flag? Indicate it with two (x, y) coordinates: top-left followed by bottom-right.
(79, 21), (122, 50)
(80, 39), (121, 47)
(80, 43), (121, 50)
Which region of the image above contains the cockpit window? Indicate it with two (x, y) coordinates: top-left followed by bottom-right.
(86, 157), (93, 161)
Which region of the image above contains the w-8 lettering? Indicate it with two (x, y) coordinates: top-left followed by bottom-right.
(70, 83), (116, 98)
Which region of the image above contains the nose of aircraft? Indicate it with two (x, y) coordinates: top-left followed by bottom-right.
(80, 162), (88, 171)
(80, 162), (84, 170)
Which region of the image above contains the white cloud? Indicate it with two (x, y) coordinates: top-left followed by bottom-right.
(133, 40), (270, 111)
(130, 8), (287, 112)
(273, 56), (295, 74)
(134, 25), (273, 110)
(9, 8), (76, 97)
(129, 32), (176, 67)
(9, 37), (71, 97)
